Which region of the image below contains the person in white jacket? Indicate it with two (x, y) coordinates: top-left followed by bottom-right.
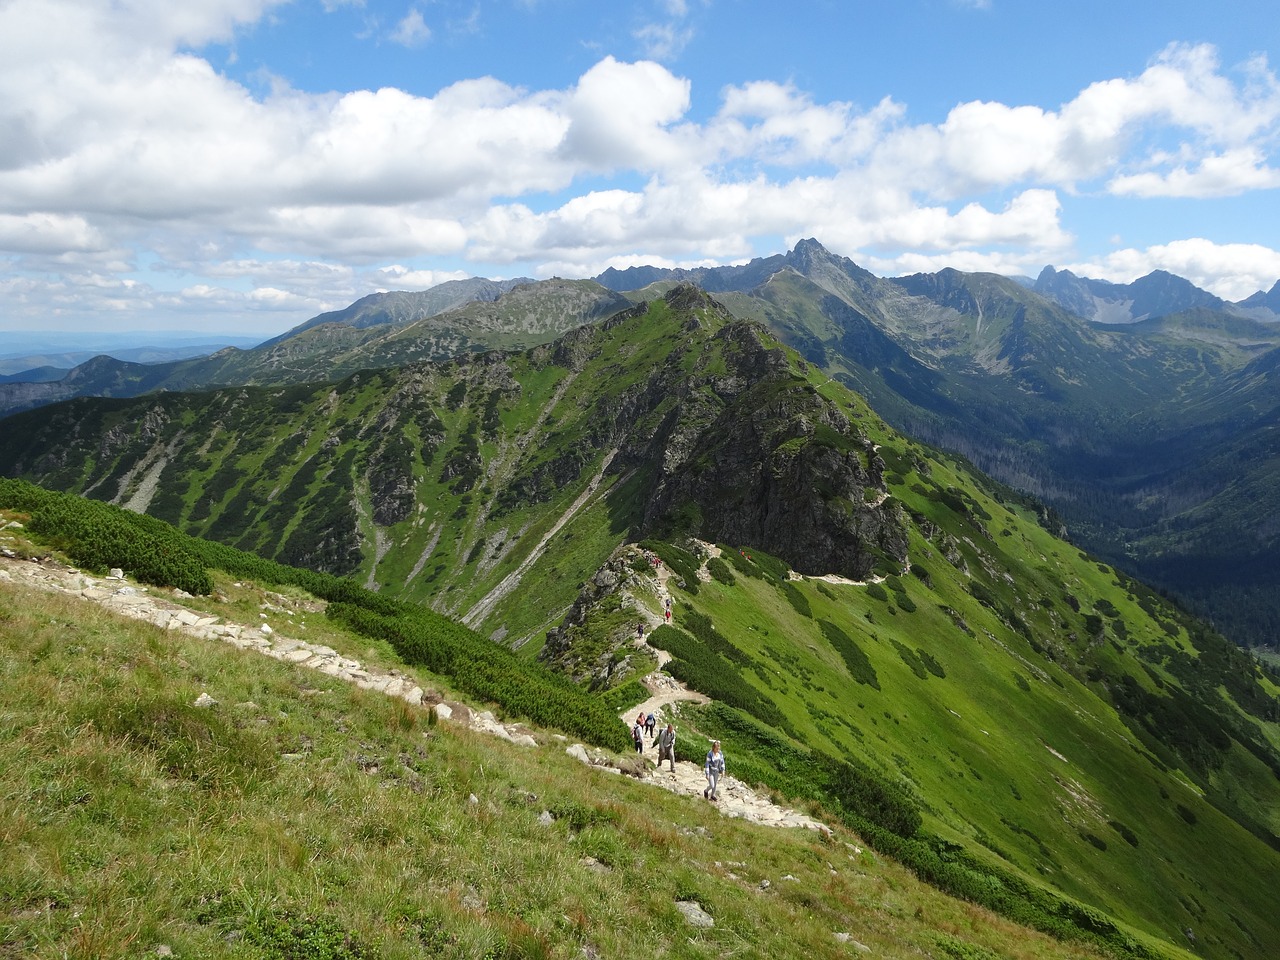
(703, 740), (725, 800)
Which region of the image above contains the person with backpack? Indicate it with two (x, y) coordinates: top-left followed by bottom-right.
(645, 712), (656, 736)
(703, 740), (725, 800)
(632, 720), (645, 754)
(656, 722), (677, 773)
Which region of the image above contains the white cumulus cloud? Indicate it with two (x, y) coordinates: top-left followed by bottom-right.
(1, 2), (1279, 332)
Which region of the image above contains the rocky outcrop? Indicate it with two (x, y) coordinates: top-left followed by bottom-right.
(607, 289), (908, 581)
(541, 548), (644, 684)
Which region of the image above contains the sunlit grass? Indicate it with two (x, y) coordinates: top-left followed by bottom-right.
(1, 577), (1127, 960)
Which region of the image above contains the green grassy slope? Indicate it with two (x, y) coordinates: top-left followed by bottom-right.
(0, 288), (895, 648)
(739, 255), (1280, 651)
(552, 368), (1280, 959)
(2, 525), (1132, 960)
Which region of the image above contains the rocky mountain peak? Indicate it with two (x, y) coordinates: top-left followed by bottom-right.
(787, 237), (828, 269)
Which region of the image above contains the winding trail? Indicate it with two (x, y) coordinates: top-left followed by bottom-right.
(0, 526), (827, 835)
(611, 544), (827, 832)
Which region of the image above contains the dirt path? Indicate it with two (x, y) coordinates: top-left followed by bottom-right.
(608, 544), (828, 832)
(0, 530), (827, 835)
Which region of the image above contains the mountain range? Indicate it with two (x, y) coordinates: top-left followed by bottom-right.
(8, 238), (1275, 654)
(2, 284), (1279, 959)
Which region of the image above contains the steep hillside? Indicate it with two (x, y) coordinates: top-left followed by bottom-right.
(7, 240), (1279, 649)
(0, 288), (902, 647)
(2, 517), (1131, 960)
(537, 409), (1280, 960)
(612, 242), (1280, 648)
(3, 288), (1279, 958)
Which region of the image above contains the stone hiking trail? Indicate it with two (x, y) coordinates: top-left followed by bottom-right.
(615, 543), (828, 831)
(0, 523), (828, 836)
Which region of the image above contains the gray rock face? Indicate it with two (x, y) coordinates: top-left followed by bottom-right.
(541, 552), (639, 683)
(609, 295), (908, 581)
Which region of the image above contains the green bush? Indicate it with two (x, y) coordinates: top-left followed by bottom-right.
(638, 539), (700, 594)
(827, 758), (922, 837)
(328, 603), (630, 752)
(1109, 820), (1139, 847)
(598, 680), (648, 714)
(244, 909), (373, 960)
(749, 548), (790, 583)
(819, 619), (879, 689)
(780, 581), (812, 618)
(9, 484), (213, 594)
(722, 546), (765, 579)
(892, 640), (928, 680)
(918, 649), (946, 678)
(647, 625), (784, 727)
(679, 609), (750, 665)
(706, 556), (736, 585)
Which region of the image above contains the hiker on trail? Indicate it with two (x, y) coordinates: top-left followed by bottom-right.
(645, 712), (656, 736)
(632, 721), (645, 754)
(637, 622), (644, 640)
(704, 740), (725, 801)
(664, 608), (671, 623)
(657, 722), (677, 773)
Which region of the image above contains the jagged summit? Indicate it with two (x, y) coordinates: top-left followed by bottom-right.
(1238, 277), (1280, 313)
(1034, 264), (1230, 323)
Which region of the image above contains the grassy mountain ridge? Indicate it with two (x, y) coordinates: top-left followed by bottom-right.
(0, 288), (904, 646)
(539, 407), (1280, 960)
(5, 240), (1279, 649)
(659, 243), (1280, 649)
(255, 277), (535, 347)
(0, 279), (625, 418)
(4, 286), (1278, 956)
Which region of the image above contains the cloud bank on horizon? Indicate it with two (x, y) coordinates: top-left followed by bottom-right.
(3, 0), (1280, 336)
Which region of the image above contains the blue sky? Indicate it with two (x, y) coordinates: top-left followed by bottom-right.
(3, 0), (1280, 339)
